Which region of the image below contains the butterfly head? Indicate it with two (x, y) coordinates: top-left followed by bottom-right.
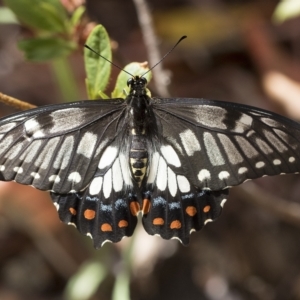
(127, 76), (148, 96)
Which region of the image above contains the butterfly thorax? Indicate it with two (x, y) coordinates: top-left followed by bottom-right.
(126, 76), (151, 186)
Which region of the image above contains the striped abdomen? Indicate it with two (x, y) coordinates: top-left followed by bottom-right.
(129, 131), (148, 186)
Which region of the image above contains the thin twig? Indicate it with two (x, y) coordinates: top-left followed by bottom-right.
(0, 92), (36, 110)
(132, 0), (170, 97)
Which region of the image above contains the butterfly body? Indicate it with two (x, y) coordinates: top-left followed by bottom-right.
(1, 75), (300, 248)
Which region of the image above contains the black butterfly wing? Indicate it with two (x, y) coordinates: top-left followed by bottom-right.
(0, 99), (140, 246)
(152, 98), (300, 190)
(141, 98), (300, 244)
(51, 144), (139, 248)
(0, 99), (125, 192)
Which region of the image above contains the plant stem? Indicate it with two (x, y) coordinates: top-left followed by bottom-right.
(51, 57), (80, 102)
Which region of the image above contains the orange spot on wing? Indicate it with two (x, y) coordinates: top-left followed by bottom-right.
(101, 223), (113, 232)
(69, 207), (77, 215)
(170, 220), (181, 229)
(118, 220), (128, 228)
(130, 201), (140, 216)
(203, 205), (211, 213)
(84, 209), (95, 220)
(142, 199), (151, 214)
(186, 206), (197, 216)
(153, 217), (164, 225)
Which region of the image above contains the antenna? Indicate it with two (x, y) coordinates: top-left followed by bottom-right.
(141, 35), (187, 77)
(84, 35), (187, 78)
(84, 45), (134, 77)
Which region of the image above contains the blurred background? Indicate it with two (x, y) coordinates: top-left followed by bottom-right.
(1, 0), (300, 299)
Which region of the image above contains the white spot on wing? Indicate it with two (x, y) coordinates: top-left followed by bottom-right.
(77, 132), (97, 158)
(204, 219), (213, 225)
(289, 156), (295, 163)
(220, 198), (227, 207)
(95, 138), (109, 157)
(49, 175), (61, 183)
(50, 108), (83, 133)
(256, 138), (273, 154)
(147, 152), (160, 184)
(86, 233), (93, 239)
(238, 167), (248, 174)
(195, 105), (227, 129)
(260, 118), (281, 127)
(179, 129), (201, 156)
(204, 133), (225, 166)
(103, 169), (112, 198)
(167, 167), (177, 197)
(0, 165), (5, 171)
(89, 177), (103, 195)
(273, 159), (281, 165)
(53, 202), (59, 211)
(166, 137), (183, 154)
(0, 122), (16, 133)
(4, 142), (24, 160)
(273, 129), (291, 145)
(198, 169), (211, 181)
(0, 136), (13, 155)
(35, 137), (60, 169)
(112, 158), (123, 192)
(255, 161), (265, 168)
(235, 136), (258, 158)
(31, 172), (40, 179)
(161, 145), (181, 167)
(13, 167), (23, 174)
(219, 171), (230, 180)
(68, 172), (81, 183)
(24, 119), (44, 138)
(217, 134), (243, 164)
(119, 153), (132, 186)
(54, 136), (74, 169)
(264, 130), (287, 153)
(177, 175), (190, 193)
(156, 157), (167, 191)
(19, 140), (43, 163)
(232, 114), (253, 133)
(98, 146), (118, 169)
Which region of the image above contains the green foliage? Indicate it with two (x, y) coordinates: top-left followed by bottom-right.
(84, 25), (112, 99)
(4, 0), (69, 33)
(3, 0), (85, 61)
(84, 25), (152, 100)
(19, 37), (76, 61)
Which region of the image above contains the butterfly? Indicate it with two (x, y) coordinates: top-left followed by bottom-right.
(0, 73), (300, 248)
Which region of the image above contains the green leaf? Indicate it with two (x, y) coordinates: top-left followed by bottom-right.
(112, 62), (152, 98)
(3, 0), (69, 33)
(273, 0), (300, 23)
(98, 90), (109, 99)
(70, 6), (86, 27)
(84, 25), (111, 99)
(18, 37), (76, 61)
(0, 7), (19, 24)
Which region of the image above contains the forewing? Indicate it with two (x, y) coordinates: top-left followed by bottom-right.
(0, 99), (126, 193)
(152, 98), (300, 191)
